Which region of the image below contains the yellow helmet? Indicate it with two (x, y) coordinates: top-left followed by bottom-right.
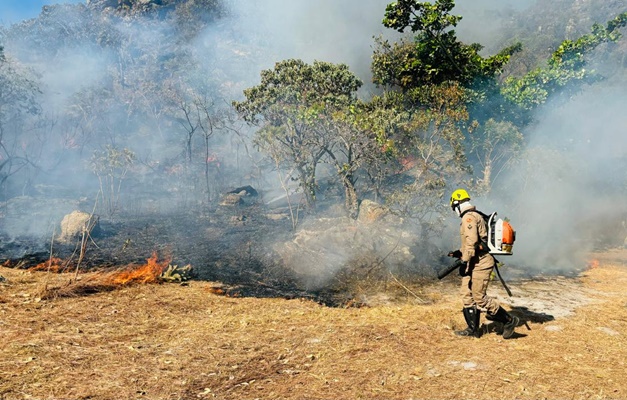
(450, 189), (470, 207)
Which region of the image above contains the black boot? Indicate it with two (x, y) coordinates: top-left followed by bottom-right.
(484, 313), (504, 335)
(489, 306), (519, 339)
(455, 306), (480, 337)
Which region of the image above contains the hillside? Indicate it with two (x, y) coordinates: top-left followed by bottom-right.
(1, 248), (625, 400)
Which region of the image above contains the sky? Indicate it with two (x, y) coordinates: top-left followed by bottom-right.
(0, 0), (83, 26)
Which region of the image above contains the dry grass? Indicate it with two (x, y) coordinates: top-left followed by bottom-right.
(0, 249), (626, 400)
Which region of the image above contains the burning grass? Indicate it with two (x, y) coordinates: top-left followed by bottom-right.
(35, 252), (174, 300)
(28, 257), (67, 273)
(107, 251), (171, 285)
(0, 249), (626, 399)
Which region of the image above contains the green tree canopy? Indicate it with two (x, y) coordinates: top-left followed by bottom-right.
(234, 59), (363, 210)
(372, 0), (521, 91)
(502, 12), (627, 110)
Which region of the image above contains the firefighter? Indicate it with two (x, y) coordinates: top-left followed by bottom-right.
(449, 188), (519, 339)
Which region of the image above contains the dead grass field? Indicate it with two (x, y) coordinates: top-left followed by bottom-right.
(1, 249), (626, 400)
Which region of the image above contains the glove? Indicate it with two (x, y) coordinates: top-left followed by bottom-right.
(458, 261), (471, 277)
(448, 250), (462, 259)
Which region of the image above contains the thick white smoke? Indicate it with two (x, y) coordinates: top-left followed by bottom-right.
(498, 83), (627, 273)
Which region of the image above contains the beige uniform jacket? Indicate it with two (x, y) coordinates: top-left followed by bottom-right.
(459, 208), (495, 271)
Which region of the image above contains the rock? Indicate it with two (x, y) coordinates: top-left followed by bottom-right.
(274, 217), (416, 289)
(59, 211), (100, 243)
(265, 213), (288, 221)
(227, 185), (258, 197)
(357, 200), (404, 225)
(220, 193), (244, 206)
(229, 215), (247, 225)
(222, 185), (258, 206)
(357, 199), (389, 223)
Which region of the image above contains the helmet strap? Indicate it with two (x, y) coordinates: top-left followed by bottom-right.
(452, 201), (461, 216)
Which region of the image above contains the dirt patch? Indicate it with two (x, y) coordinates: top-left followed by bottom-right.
(0, 249), (625, 400)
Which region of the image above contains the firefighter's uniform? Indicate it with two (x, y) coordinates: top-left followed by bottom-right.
(450, 188), (519, 339)
(459, 207), (500, 315)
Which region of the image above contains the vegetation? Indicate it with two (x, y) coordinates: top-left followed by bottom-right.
(502, 11), (627, 110)
(233, 59), (363, 213)
(0, 0), (625, 223)
(90, 145), (136, 216)
(1, 250), (626, 399)
(0, 47), (41, 197)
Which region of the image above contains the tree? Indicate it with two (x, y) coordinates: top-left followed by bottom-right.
(234, 59), (363, 211)
(314, 103), (392, 218)
(490, 0), (627, 80)
(190, 85), (232, 204)
(371, 0), (526, 199)
(90, 145), (135, 216)
(373, 0), (521, 92)
(379, 83), (470, 225)
(172, 0), (228, 40)
(0, 50), (41, 198)
(468, 119), (523, 193)
(162, 79), (199, 167)
(502, 12), (627, 110)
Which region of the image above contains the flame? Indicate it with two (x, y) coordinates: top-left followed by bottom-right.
(109, 251), (171, 285)
(30, 257), (65, 272)
(587, 259), (600, 269)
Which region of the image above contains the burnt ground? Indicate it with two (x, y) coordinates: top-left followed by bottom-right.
(1, 202), (309, 294)
(0, 194), (621, 309)
(1, 198), (392, 306)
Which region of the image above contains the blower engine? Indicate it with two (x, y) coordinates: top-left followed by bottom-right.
(486, 212), (516, 256)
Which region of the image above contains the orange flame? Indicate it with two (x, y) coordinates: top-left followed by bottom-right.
(587, 259), (600, 269)
(109, 251), (171, 285)
(30, 257), (65, 272)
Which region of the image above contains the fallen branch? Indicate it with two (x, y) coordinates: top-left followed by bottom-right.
(388, 271), (427, 304)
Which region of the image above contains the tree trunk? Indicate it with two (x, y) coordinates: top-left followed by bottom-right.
(342, 175), (359, 219)
(297, 165), (317, 211)
(481, 160), (492, 192)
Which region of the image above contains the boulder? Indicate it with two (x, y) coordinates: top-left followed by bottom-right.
(59, 211), (100, 243)
(221, 186), (259, 206)
(220, 193), (244, 206)
(357, 199), (390, 223)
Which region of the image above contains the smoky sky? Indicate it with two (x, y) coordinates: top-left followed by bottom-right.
(219, 0), (395, 91)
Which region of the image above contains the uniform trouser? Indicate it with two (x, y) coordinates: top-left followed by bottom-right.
(460, 266), (500, 315)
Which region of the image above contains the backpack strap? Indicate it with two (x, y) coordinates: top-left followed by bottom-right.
(472, 209), (492, 220)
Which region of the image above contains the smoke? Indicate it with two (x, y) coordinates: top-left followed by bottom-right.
(494, 83), (627, 273)
(0, 0), (396, 244)
(434, 1), (627, 275)
(211, 0), (396, 99)
(454, 0), (534, 51)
